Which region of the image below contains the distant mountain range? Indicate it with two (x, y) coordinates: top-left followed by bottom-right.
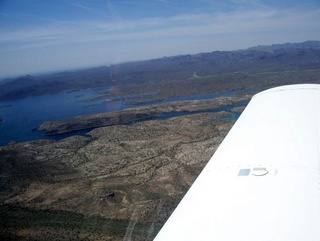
(247, 40), (320, 52)
(1, 40), (320, 100)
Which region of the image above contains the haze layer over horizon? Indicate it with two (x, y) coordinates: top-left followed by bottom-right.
(0, 0), (320, 78)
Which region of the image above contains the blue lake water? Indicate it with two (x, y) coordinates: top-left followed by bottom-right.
(0, 88), (243, 146)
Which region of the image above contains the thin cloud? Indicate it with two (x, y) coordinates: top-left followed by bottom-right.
(1, 7), (319, 49)
(72, 3), (97, 12)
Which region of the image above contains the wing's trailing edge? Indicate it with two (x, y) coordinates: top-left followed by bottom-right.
(154, 84), (320, 241)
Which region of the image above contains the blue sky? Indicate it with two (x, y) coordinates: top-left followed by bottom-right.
(0, 0), (320, 78)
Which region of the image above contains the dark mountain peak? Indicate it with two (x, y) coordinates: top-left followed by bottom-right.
(6, 74), (35, 84)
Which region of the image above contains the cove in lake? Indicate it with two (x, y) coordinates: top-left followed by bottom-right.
(126, 103), (247, 125)
(0, 88), (242, 146)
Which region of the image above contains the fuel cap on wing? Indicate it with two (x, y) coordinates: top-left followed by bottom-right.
(251, 167), (268, 176)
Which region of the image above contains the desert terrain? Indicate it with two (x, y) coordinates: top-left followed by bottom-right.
(1, 111), (236, 240)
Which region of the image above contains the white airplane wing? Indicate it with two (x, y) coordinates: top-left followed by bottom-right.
(155, 84), (320, 241)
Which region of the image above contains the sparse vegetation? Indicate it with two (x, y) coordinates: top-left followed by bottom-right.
(0, 113), (232, 240)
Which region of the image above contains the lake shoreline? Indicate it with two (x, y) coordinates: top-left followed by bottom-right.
(36, 95), (251, 135)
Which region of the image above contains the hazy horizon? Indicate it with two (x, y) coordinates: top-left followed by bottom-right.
(0, 39), (319, 80)
(1, 0), (320, 78)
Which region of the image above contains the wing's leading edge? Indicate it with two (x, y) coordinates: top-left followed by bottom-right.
(155, 84), (320, 241)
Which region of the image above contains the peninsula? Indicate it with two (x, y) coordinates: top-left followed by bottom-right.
(36, 95), (251, 135)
